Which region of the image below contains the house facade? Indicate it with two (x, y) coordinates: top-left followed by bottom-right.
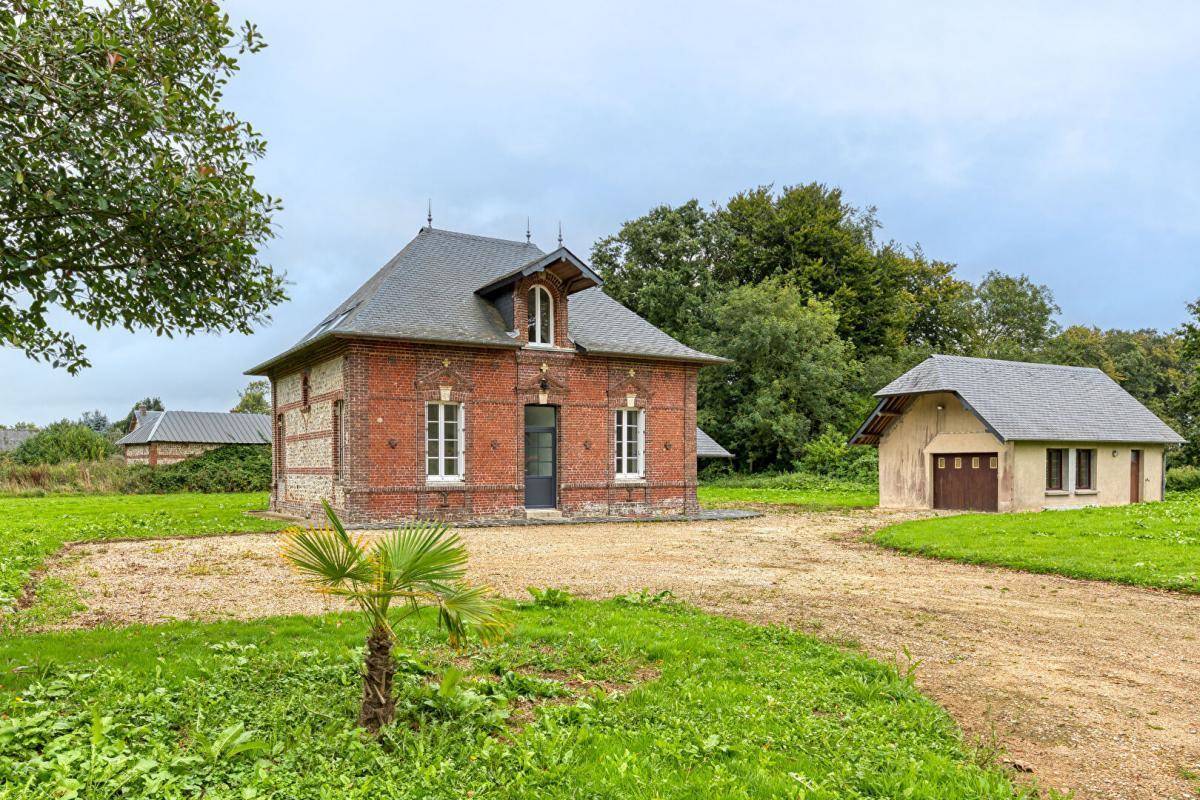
(852, 355), (1183, 512)
(247, 227), (728, 523)
(116, 410), (271, 466)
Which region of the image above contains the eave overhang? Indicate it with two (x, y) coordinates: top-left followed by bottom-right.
(476, 246), (602, 299)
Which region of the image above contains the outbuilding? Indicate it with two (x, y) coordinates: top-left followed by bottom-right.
(116, 410), (271, 467)
(851, 355), (1184, 512)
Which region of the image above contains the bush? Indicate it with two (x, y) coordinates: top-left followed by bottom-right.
(702, 470), (875, 491)
(1166, 465), (1200, 493)
(129, 445), (271, 494)
(0, 445), (270, 496)
(10, 421), (115, 465)
(798, 428), (878, 482)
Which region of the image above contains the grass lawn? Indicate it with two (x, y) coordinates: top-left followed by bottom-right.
(699, 473), (878, 510)
(0, 492), (285, 615)
(0, 600), (1022, 799)
(874, 493), (1200, 592)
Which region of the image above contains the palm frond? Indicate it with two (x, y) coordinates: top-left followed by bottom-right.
(280, 524), (372, 588)
(372, 519), (469, 593)
(434, 582), (509, 647)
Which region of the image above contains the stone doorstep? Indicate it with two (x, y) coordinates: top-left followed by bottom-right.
(524, 508), (564, 521)
(244, 508), (761, 529)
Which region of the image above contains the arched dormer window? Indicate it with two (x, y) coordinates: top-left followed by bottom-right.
(527, 285), (553, 346)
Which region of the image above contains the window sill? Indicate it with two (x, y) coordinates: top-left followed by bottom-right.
(1073, 489), (1098, 496)
(426, 478), (465, 488)
(1044, 490), (1069, 496)
(614, 476), (646, 485)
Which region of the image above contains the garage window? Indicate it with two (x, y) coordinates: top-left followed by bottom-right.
(1075, 448), (1096, 491)
(1046, 448), (1067, 491)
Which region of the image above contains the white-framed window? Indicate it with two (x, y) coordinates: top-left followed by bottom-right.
(614, 408), (644, 478)
(332, 400), (345, 481)
(527, 285), (553, 346)
(426, 402), (464, 481)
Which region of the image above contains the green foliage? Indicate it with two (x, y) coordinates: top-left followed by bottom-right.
(0, 457), (131, 495)
(699, 472), (878, 509)
(130, 444), (271, 493)
(1165, 466), (1200, 493)
(10, 420), (115, 465)
(971, 271), (1061, 359)
(874, 493), (1200, 592)
(0, 0), (284, 372)
(232, 380), (271, 414)
(0, 492), (282, 615)
(118, 397), (164, 435)
(526, 586), (572, 608)
(698, 284), (860, 470)
(799, 428), (879, 482)
(613, 588), (677, 607)
(0, 604), (1025, 799)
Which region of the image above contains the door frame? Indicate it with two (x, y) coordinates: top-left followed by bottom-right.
(523, 405), (558, 509)
(1130, 449), (1142, 503)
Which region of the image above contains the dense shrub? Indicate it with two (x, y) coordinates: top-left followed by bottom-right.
(798, 428), (878, 482)
(132, 445), (271, 493)
(0, 445), (270, 496)
(702, 470), (875, 491)
(1166, 465), (1200, 493)
(10, 421), (115, 465)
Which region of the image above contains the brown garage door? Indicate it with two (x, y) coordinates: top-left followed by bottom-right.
(933, 452), (998, 511)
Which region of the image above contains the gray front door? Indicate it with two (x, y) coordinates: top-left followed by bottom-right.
(524, 405), (557, 508)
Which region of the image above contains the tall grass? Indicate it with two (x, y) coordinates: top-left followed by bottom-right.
(0, 458), (132, 496)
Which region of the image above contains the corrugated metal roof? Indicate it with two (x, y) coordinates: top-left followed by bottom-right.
(116, 411), (272, 446)
(866, 355), (1184, 444)
(697, 427), (733, 458)
(247, 227), (724, 374)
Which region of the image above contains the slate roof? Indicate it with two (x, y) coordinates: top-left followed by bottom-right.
(116, 411), (272, 446)
(872, 355), (1184, 444)
(248, 227), (724, 374)
(697, 427), (733, 458)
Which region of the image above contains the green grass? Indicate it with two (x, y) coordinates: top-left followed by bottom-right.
(873, 493), (1200, 592)
(0, 601), (1023, 799)
(699, 472), (878, 509)
(0, 492), (285, 612)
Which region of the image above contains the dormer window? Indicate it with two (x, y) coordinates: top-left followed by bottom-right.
(527, 286), (553, 346)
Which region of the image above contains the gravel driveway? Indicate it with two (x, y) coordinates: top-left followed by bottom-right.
(45, 509), (1200, 800)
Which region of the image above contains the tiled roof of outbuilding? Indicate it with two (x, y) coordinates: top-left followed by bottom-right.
(247, 227), (724, 374)
(871, 355), (1184, 444)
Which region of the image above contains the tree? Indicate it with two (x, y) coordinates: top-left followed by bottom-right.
(591, 200), (718, 343)
(1, 0), (285, 373)
(78, 409), (110, 432)
(12, 419), (115, 464)
(282, 502), (506, 733)
(698, 282), (861, 471)
(231, 379), (269, 414)
(971, 271), (1061, 360)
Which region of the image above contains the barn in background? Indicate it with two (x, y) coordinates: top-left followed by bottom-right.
(117, 410), (271, 467)
(852, 355), (1183, 512)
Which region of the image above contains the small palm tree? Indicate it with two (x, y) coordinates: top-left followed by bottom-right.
(281, 500), (506, 732)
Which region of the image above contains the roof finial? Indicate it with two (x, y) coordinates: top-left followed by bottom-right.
(526, 217), (531, 244)
(557, 221), (563, 247)
(426, 199), (432, 229)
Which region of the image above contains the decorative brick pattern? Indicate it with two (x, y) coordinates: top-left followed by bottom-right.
(122, 442), (223, 467)
(268, 339), (700, 524)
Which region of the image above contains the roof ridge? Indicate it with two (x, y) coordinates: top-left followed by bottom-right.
(931, 354), (1102, 372)
(423, 226), (544, 249)
(143, 410), (167, 442)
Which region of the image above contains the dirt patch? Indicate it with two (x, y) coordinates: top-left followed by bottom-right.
(44, 509), (1200, 800)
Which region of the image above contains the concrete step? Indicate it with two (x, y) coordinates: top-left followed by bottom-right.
(524, 508), (564, 521)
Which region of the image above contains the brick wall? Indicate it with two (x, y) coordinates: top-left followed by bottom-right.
(269, 335), (700, 524)
(123, 442), (223, 466)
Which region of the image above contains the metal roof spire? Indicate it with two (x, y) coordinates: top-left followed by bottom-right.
(557, 221), (563, 247)
(526, 217), (531, 244)
(426, 199), (432, 228)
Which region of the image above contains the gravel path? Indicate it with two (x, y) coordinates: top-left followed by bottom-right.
(46, 509), (1200, 800)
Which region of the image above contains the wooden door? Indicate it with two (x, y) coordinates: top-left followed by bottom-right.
(1130, 449), (1142, 503)
(933, 453), (999, 511)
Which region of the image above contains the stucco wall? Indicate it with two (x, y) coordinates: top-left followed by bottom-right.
(878, 392), (1013, 510)
(1011, 442), (1164, 510)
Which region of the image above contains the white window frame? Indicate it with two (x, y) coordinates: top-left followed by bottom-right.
(425, 402), (465, 482)
(527, 285), (554, 347)
(614, 408), (645, 479)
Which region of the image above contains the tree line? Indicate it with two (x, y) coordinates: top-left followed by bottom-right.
(592, 184), (1200, 471)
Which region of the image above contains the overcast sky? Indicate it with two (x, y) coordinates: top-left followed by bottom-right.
(5, 0), (1200, 425)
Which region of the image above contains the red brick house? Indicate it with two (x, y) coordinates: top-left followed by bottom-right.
(247, 226), (728, 523)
